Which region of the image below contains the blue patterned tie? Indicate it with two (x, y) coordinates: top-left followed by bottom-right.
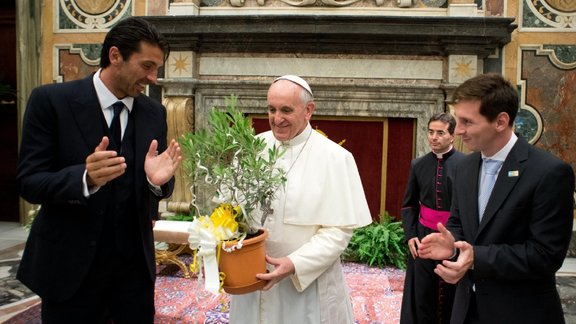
(110, 101), (124, 151)
(478, 158), (502, 221)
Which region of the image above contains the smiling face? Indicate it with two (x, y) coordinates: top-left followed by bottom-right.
(266, 80), (315, 141)
(427, 120), (454, 154)
(454, 99), (511, 156)
(101, 41), (164, 98)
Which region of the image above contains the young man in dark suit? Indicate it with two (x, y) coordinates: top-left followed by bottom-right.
(17, 17), (181, 323)
(418, 73), (574, 324)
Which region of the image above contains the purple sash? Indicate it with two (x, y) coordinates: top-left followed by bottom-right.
(419, 205), (450, 230)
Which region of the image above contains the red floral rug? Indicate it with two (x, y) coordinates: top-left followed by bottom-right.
(5, 260), (405, 323)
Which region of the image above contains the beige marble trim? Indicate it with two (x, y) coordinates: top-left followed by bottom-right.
(199, 57), (443, 80)
(198, 7), (448, 16)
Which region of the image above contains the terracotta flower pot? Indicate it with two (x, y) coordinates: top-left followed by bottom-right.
(219, 229), (269, 295)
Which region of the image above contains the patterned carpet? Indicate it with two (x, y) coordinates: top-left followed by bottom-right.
(4, 258), (405, 323)
(0, 259), (34, 306)
(154, 260), (404, 323)
(5, 254), (576, 324)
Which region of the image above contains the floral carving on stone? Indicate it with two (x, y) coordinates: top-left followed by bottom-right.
(228, 0), (385, 7)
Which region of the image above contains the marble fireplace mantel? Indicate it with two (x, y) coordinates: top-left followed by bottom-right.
(145, 15), (516, 57)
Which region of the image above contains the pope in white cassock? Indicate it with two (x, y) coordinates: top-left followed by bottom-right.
(229, 75), (373, 324)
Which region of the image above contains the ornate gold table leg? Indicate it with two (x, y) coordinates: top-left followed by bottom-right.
(155, 243), (193, 278)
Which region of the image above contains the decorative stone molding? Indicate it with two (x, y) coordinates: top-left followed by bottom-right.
(145, 15), (516, 58)
(532, 45), (576, 70)
(275, 0), (363, 6)
(165, 51), (196, 79)
(161, 78), (444, 161)
(448, 54), (478, 83)
(522, 0), (576, 30)
(162, 96), (194, 213)
(226, 0), (412, 7)
(57, 0), (132, 31)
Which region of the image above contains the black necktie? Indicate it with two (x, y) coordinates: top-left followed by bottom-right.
(110, 101), (124, 151)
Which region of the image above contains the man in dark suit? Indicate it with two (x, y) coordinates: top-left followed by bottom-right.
(17, 17), (182, 323)
(418, 73), (574, 324)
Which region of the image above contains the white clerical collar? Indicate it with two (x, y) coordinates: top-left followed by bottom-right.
(93, 69), (134, 113)
(433, 145), (453, 159)
(280, 123), (312, 147)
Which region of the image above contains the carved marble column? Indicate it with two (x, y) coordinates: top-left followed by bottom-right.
(160, 49), (198, 216)
(163, 96), (194, 215)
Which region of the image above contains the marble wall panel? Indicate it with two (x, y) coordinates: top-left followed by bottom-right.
(485, 0), (504, 16)
(521, 50), (576, 172)
(57, 47), (99, 82)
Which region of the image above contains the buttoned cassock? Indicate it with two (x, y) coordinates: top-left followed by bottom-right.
(400, 148), (464, 324)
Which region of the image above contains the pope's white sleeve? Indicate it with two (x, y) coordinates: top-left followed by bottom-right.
(288, 226), (353, 292)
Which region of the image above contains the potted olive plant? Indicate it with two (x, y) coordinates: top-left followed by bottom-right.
(179, 95), (285, 294)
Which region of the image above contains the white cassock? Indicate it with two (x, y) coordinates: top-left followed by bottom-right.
(229, 123), (372, 324)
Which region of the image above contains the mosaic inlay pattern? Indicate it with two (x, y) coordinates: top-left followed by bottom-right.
(542, 45), (576, 68)
(58, 0), (132, 31)
(165, 51), (194, 79)
(522, 0), (576, 29)
(448, 55), (477, 84)
(515, 104), (542, 144)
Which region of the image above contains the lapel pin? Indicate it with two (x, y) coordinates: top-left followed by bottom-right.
(508, 170), (519, 177)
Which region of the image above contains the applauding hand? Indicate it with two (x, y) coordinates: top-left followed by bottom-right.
(418, 223), (455, 260)
(145, 139), (182, 187)
(434, 241), (474, 284)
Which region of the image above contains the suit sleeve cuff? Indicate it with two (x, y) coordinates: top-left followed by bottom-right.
(147, 176), (163, 196)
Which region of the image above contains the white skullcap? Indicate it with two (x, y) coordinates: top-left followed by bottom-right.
(273, 75), (313, 97)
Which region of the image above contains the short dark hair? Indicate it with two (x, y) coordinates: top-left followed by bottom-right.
(428, 112), (456, 135)
(100, 16), (170, 68)
(451, 73), (518, 126)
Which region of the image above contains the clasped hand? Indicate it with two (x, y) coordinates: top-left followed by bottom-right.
(256, 255), (296, 291)
(418, 223), (474, 284)
(86, 136), (181, 188)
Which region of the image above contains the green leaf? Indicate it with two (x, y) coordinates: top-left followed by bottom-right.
(342, 211), (408, 269)
(178, 95), (287, 235)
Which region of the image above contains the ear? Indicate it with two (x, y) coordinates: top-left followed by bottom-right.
(495, 112), (510, 132)
(305, 101), (315, 121)
(109, 46), (122, 65)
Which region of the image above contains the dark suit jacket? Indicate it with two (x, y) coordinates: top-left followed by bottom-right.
(16, 74), (174, 302)
(447, 137), (574, 324)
